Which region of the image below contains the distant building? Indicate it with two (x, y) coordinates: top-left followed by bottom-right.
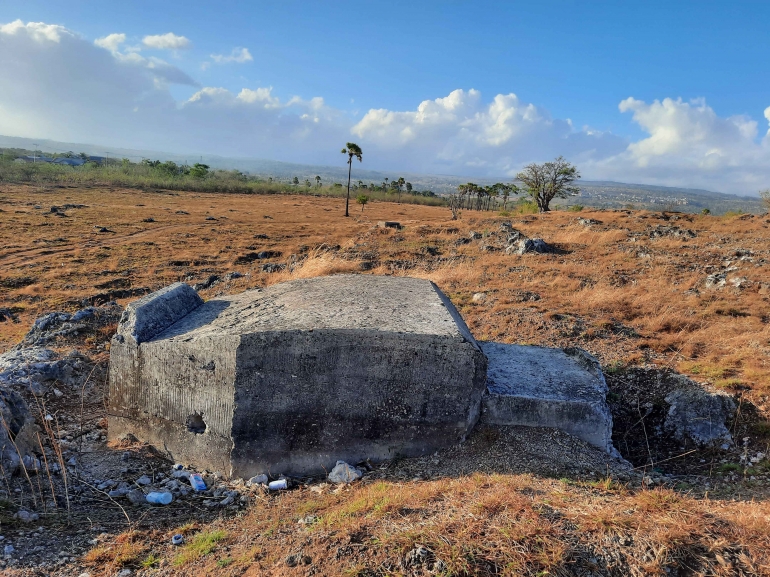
(52, 158), (86, 166)
(14, 155), (54, 163)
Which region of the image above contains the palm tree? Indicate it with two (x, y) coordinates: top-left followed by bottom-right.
(397, 177), (405, 203)
(315, 175), (321, 188)
(341, 142), (363, 217)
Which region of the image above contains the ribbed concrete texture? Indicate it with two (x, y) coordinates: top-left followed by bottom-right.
(480, 343), (618, 455)
(108, 275), (488, 478)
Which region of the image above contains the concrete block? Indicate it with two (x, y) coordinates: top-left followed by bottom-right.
(480, 343), (616, 454)
(116, 282), (202, 345)
(377, 221), (402, 229)
(108, 275), (487, 478)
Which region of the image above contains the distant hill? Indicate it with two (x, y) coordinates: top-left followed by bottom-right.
(0, 134), (764, 214)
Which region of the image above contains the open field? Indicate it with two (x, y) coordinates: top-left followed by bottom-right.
(2, 184), (769, 401)
(1, 183), (770, 575)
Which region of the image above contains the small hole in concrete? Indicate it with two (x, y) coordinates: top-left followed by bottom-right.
(186, 413), (207, 434)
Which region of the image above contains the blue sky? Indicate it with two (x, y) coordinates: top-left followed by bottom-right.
(2, 1), (770, 193)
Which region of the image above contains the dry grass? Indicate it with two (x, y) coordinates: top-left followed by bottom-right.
(1, 184), (768, 402)
(2, 184), (770, 574)
(76, 476), (770, 576)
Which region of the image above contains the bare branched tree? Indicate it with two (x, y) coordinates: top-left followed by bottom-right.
(516, 156), (580, 212)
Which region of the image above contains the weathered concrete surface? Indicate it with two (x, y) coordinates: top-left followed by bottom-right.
(480, 343), (616, 455)
(108, 275), (487, 478)
(116, 282), (202, 345)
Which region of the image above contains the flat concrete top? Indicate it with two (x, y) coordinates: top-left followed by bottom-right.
(481, 343), (606, 403)
(155, 275), (477, 343)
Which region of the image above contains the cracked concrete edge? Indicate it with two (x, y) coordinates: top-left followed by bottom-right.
(430, 281), (481, 350)
(116, 282), (203, 345)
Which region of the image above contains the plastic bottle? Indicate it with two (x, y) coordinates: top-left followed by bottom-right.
(268, 479), (288, 490)
(189, 473), (207, 491)
(145, 491), (173, 505)
(171, 534), (184, 546)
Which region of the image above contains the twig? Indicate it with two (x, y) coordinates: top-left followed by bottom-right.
(37, 432), (58, 511)
(632, 450), (697, 470)
(52, 413), (70, 514)
(78, 364), (98, 455)
(78, 478), (131, 526)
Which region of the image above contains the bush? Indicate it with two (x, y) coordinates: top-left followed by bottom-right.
(760, 189), (770, 212)
(701, 208), (711, 215)
(568, 205), (584, 212)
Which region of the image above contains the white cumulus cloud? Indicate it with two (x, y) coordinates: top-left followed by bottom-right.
(585, 97), (770, 192)
(0, 20), (71, 42)
(94, 32), (126, 52)
(352, 88), (626, 175)
(210, 47), (253, 64)
(4, 20), (770, 194)
(142, 32), (191, 50)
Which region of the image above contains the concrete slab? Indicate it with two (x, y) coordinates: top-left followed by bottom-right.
(480, 343), (616, 454)
(108, 275), (487, 478)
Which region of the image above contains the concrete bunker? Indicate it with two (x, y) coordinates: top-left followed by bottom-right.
(108, 275), (616, 478)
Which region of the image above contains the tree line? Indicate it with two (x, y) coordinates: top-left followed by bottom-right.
(449, 157), (581, 214)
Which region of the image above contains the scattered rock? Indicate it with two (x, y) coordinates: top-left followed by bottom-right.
(511, 290), (540, 302)
(193, 275), (220, 291)
(0, 348), (94, 395)
(577, 217), (602, 226)
(471, 292), (487, 304)
(664, 387), (736, 448)
(0, 308), (19, 323)
(18, 303), (122, 347)
(0, 387), (38, 475)
(246, 474), (268, 486)
(14, 510), (39, 523)
(126, 489), (146, 506)
(328, 461), (363, 484)
(468, 231), (482, 240)
(648, 225), (697, 240)
(234, 250), (282, 264)
(705, 272), (727, 289)
(260, 263), (286, 273)
(142, 217), (155, 223)
(508, 238), (554, 255)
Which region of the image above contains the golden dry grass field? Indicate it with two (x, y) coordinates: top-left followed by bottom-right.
(2, 183), (770, 576)
(2, 184), (769, 404)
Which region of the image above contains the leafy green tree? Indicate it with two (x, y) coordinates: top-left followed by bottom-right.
(292, 176), (299, 185)
(341, 142), (363, 217)
(190, 163), (210, 178)
(405, 182), (412, 194)
(315, 175), (321, 188)
(516, 156), (580, 212)
(305, 179), (311, 188)
(356, 194), (369, 211)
